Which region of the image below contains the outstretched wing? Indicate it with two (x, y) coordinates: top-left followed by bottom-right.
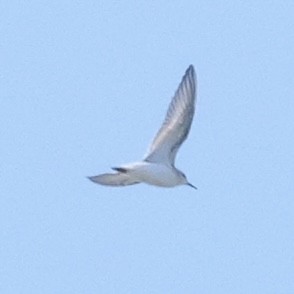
(144, 65), (197, 166)
(88, 173), (139, 187)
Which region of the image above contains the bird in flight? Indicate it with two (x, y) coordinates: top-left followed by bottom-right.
(89, 65), (197, 189)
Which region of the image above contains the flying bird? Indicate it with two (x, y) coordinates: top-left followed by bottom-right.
(89, 65), (197, 189)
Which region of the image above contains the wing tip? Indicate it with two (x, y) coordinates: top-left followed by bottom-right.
(87, 176), (98, 183)
(188, 64), (194, 71)
(186, 64), (196, 80)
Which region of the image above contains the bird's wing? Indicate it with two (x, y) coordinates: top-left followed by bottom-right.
(144, 65), (196, 165)
(88, 173), (139, 186)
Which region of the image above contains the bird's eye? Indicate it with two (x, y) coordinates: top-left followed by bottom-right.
(180, 171), (186, 178)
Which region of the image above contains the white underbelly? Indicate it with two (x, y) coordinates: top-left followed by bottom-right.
(126, 162), (181, 187)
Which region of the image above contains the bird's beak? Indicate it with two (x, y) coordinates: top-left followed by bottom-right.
(187, 183), (197, 190)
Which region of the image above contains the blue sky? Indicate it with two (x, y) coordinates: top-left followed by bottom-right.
(1, 1), (294, 293)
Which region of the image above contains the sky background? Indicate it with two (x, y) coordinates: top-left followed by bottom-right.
(1, 1), (294, 293)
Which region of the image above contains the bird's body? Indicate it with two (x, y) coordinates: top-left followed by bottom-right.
(116, 161), (185, 187)
(89, 65), (198, 189)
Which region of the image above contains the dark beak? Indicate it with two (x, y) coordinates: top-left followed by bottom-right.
(187, 183), (197, 190)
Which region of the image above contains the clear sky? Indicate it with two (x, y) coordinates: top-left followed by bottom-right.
(1, 1), (294, 293)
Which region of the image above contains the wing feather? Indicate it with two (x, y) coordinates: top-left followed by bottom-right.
(144, 65), (196, 165)
(88, 173), (139, 186)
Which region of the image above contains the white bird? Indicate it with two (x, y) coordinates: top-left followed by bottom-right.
(89, 65), (197, 189)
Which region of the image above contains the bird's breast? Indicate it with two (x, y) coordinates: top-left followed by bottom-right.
(127, 162), (181, 187)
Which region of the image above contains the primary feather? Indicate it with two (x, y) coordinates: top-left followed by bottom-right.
(144, 65), (196, 165)
(88, 173), (139, 186)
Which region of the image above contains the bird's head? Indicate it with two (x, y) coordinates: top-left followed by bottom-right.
(177, 170), (197, 190)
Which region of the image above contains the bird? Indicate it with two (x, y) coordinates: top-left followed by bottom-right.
(88, 65), (197, 189)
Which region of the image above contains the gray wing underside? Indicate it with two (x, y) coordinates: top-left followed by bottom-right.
(88, 173), (139, 187)
(144, 65), (197, 165)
